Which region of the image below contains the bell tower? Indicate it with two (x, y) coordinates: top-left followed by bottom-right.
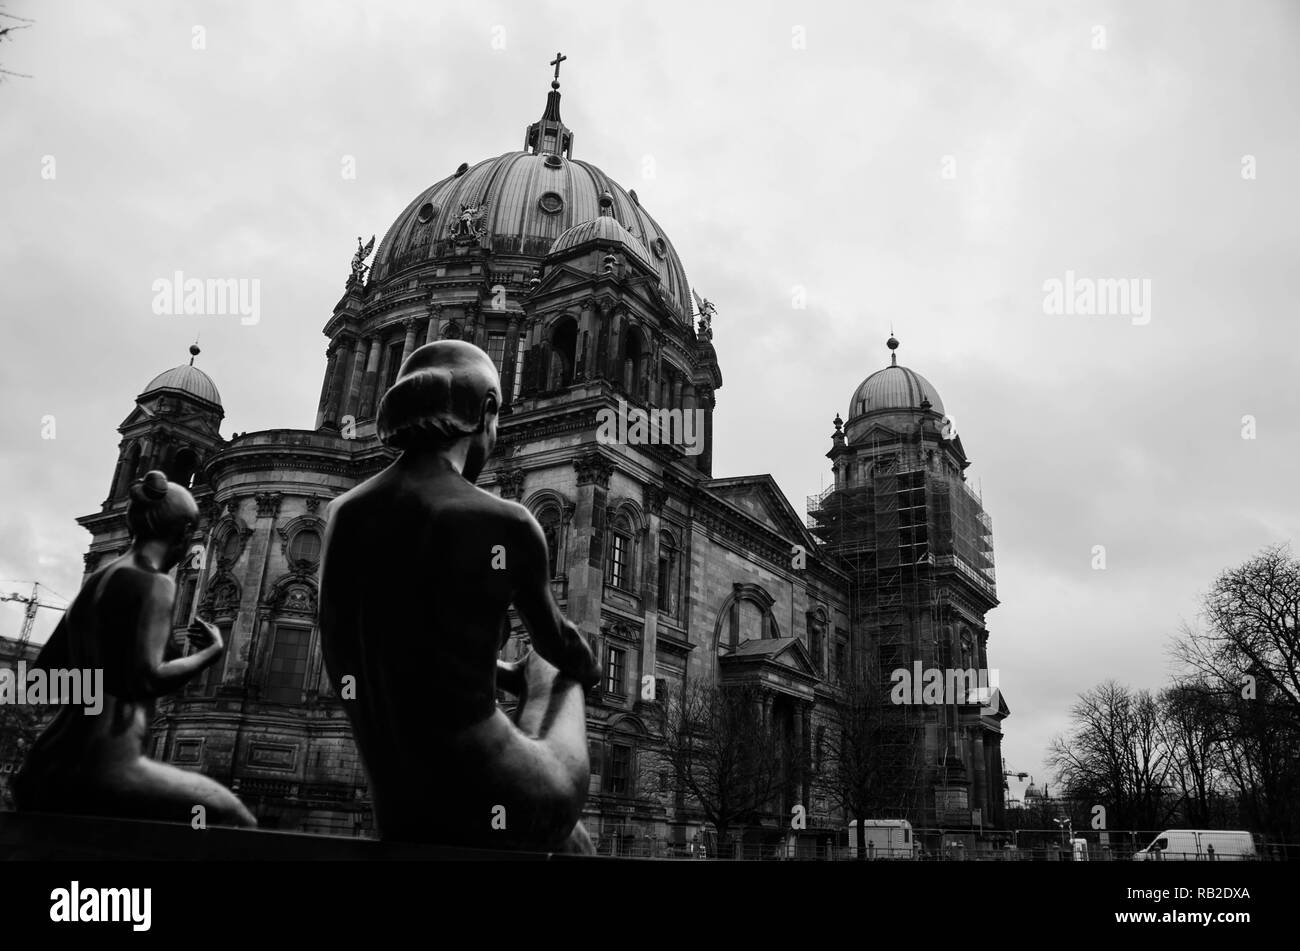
(78, 345), (225, 579)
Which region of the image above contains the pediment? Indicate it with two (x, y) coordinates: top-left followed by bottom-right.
(703, 475), (815, 548)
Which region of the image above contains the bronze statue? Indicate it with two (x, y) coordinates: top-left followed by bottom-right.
(14, 471), (255, 827)
(350, 235), (375, 284)
(318, 340), (599, 852)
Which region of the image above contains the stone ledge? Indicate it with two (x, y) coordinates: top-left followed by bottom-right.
(0, 812), (576, 861)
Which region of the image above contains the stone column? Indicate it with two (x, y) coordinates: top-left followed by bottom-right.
(464, 301), (480, 347)
(342, 335), (368, 421)
(425, 306), (441, 345)
(503, 315), (522, 405)
(569, 453), (613, 650)
(800, 706), (812, 813)
(698, 385), (715, 475)
(400, 318), (418, 365)
(640, 487), (665, 708)
(971, 728), (987, 821)
(357, 336), (384, 418)
(792, 702), (805, 814)
(576, 297), (595, 381)
(314, 344), (339, 429)
(321, 337), (351, 428)
(607, 308), (625, 383)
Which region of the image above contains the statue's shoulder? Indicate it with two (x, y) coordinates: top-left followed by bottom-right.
(97, 560), (171, 606)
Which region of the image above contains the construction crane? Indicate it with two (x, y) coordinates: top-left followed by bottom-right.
(1, 582), (68, 651)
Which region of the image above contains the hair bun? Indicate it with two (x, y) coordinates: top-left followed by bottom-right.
(130, 470), (170, 502)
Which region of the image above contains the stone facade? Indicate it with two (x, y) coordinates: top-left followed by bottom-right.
(69, 78), (1006, 851)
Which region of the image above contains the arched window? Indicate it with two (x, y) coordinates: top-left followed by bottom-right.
(288, 528), (322, 566)
(606, 511), (635, 592)
(655, 531), (678, 615)
(117, 442), (143, 497)
(621, 329), (646, 397)
(219, 529), (243, 566)
(168, 447), (200, 489)
(548, 317), (577, 389)
(537, 507), (562, 579)
(807, 610), (827, 672)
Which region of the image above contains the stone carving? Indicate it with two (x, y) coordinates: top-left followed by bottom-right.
(318, 340), (599, 852)
(255, 491), (283, 518)
(14, 471), (256, 827)
(350, 235), (375, 286)
(496, 467), (525, 500)
(449, 201), (490, 244)
(574, 450), (615, 489)
(644, 484), (668, 516)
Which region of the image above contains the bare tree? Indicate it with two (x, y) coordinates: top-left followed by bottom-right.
(1048, 681), (1174, 830)
(1174, 543), (1300, 725)
(655, 681), (778, 858)
(820, 659), (922, 858)
(0, 7), (34, 82)
(1157, 682), (1227, 827)
(0, 698), (44, 809)
(1170, 544), (1300, 844)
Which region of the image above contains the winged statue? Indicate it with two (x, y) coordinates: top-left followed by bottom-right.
(449, 199), (491, 242)
(692, 288), (716, 339)
(350, 235), (376, 284)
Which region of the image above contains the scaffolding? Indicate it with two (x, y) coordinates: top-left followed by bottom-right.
(807, 453), (997, 826)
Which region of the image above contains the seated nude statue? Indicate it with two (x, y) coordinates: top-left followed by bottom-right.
(318, 340), (600, 853)
(15, 471), (256, 828)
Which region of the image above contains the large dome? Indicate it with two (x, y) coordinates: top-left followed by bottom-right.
(140, 364), (221, 407)
(369, 94), (693, 321)
(849, 364), (944, 419)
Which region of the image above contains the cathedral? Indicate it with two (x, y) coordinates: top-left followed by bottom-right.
(74, 64), (1007, 853)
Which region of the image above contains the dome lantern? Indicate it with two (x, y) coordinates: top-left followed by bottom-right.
(524, 52), (574, 159)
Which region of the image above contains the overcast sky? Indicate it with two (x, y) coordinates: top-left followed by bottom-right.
(2, 0), (1298, 795)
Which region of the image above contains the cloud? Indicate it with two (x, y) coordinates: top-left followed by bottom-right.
(2, 0), (1297, 784)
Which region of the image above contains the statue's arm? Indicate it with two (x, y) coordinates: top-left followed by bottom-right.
(511, 513), (599, 688)
(130, 574), (222, 695)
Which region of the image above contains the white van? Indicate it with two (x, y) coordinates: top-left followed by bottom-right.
(847, 820), (915, 859)
(1132, 829), (1256, 861)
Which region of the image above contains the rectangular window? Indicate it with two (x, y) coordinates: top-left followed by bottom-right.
(834, 640), (847, 683)
(605, 646), (626, 695)
(512, 337), (526, 401)
(609, 534), (627, 589)
(486, 332), (507, 373)
(608, 744), (631, 796)
(266, 626), (311, 703)
(656, 555), (671, 612)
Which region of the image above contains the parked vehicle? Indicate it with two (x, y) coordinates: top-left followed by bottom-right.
(1132, 830), (1256, 861)
(847, 820), (915, 859)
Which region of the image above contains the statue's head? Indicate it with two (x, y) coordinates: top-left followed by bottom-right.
(126, 470), (200, 569)
(377, 340), (502, 481)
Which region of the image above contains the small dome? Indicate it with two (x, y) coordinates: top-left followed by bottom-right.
(141, 365), (222, 406)
(548, 215), (654, 269)
(848, 364), (944, 419)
